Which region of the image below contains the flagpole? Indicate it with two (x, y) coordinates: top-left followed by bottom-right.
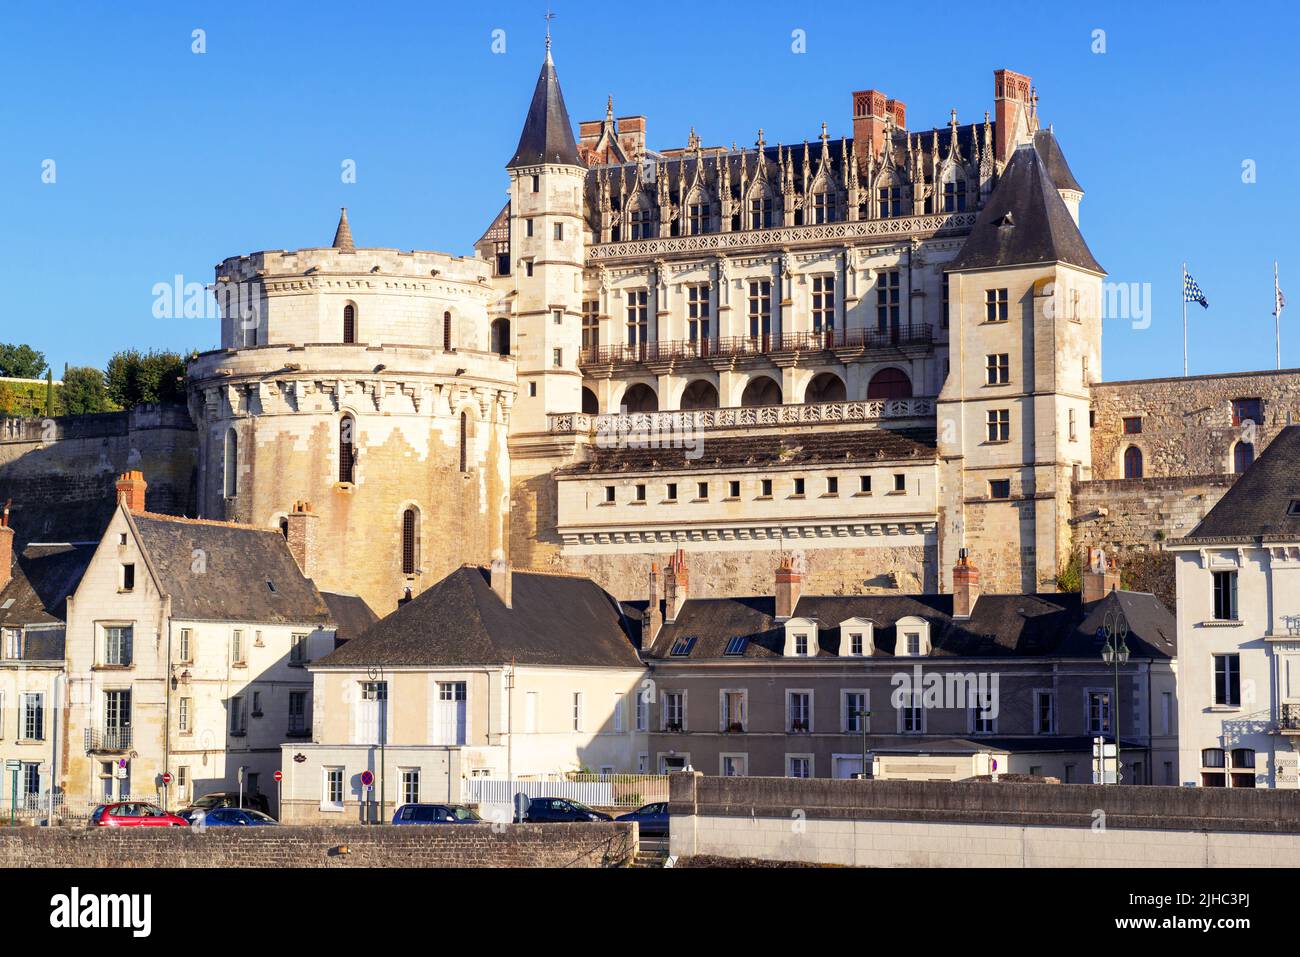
(1276, 260), (1282, 371)
(1182, 261), (1188, 377)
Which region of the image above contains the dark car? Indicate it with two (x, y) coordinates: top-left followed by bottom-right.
(182, 806), (280, 826)
(615, 801), (669, 836)
(87, 802), (188, 828)
(522, 797), (612, 823)
(181, 791), (271, 817)
(392, 804), (481, 825)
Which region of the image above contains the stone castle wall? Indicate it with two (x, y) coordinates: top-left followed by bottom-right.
(0, 405), (196, 544)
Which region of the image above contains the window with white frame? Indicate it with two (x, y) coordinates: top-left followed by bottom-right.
(687, 284), (711, 343)
(662, 691), (685, 732)
(288, 691), (307, 734)
(229, 694), (247, 735)
(1213, 654), (1241, 707)
(1034, 690), (1055, 734)
(104, 626), (132, 666)
(434, 682), (466, 746)
(178, 696), (192, 733)
(787, 691), (811, 732)
(20, 692), (44, 740)
(748, 280), (772, 338)
(787, 755), (812, 778)
(721, 754), (748, 777)
(290, 633), (307, 666)
(721, 690), (747, 732)
(812, 275), (836, 333)
(899, 693), (923, 734)
(844, 691), (869, 733)
(635, 690), (648, 732)
(3, 628), (21, 659)
(572, 692), (583, 732)
(323, 767), (344, 807)
(178, 627), (192, 663)
(231, 629), (246, 666)
(613, 693), (625, 733)
(1087, 691), (1111, 735)
(360, 681), (389, 744)
(626, 289), (649, 347)
(401, 768), (420, 805)
(1212, 570), (1238, 621)
(970, 704), (995, 735)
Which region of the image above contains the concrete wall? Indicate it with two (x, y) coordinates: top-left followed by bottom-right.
(0, 822), (636, 868)
(669, 774), (1300, 867)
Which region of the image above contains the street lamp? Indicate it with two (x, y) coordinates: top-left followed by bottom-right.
(367, 665), (386, 824)
(852, 708), (872, 779)
(1100, 608), (1130, 784)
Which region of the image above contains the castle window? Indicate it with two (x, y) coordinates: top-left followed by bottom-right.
(985, 288), (1009, 323)
(525, 218), (534, 237)
(688, 285), (711, 344)
(688, 202), (709, 235)
(552, 308), (563, 325)
(630, 206), (653, 240)
(812, 276), (835, 334)
(626, 290), (649, 348)
(343, 303), (357, 344)
(1123, 445), (1143, 479)
(443, 312), (453, 352)
(749, 195), (774, 230)
(491, 318), (511, 357)
(876, 271), (900, 336)
(524, 259), (535, 277)
(1069, 408), (1078, 442)
(339, 416), (356, 484)
(1234, 441), (1255, 474)
(747, 281), (772, 339)
(223, 428), (238, 498)
(760, 478), (773, 497)
(893, 473), (906, 493)
(792, 477), (806, 497)
(1123, 416), (1142, 434)
(401, 507), (420, 576)
(985, 353), (1009, 386)
(552, 347), (563, 368)
(459, 412), (468, 472)
(877, 184), (903, 218)
(859, 475), (871, 494)
(812, 191), (834, 224)
(553, 222), (564, 241)
(604, 486), (615, 504)
(942, 178), (967, 213)
(531, 174), (540, 193)
(942, 275), (950, 328)
(582, 302), (599, 355)
(1231, 397), (1262, 427)
(495, 241), (510, 276)
(986, 409), (1010, 443)
(989, 479), (1011, 500)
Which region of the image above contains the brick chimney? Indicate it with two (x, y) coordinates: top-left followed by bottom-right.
(284, 501), (319, 580)
(775, 555), (803, 621)
(664, 549), (689, 623)
(0, 501), (13, 593)
(617, 116), (647, 160)
(852, 89), (905, 167)
(645, 560), (663, 640)
(993, 68), (1033, 165)
(490, 557), (513, 609)
(115, 470), (147, 513)
(1082, 547), (1122, 604)
(952, 548), (980, 619)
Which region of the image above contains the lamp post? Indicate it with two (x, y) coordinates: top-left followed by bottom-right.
(367, 666), (386, 824)
(853, 707), (872, 779)
(1100, 608), (1130, 784)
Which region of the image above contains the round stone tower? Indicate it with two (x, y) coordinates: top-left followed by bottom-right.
(188, 210), (517, 614)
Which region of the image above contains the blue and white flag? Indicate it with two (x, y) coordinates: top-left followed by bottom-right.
(1183, 270), (1209, 309)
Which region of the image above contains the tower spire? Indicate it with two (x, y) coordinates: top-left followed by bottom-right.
(507, 38), (583, 169)
(332, 207), (354, 251)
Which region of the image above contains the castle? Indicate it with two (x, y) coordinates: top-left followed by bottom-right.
(3, 44), (1296, 615)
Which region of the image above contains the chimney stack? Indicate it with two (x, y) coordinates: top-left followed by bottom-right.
(852, 89), (906, 168)
(664, 549), (689, 623)
(993, 68), (1033, 165)
(0, 501), (13, 593)
(284, 501), (319, 580)
(952, 548), (980, 619)
(490, 557), (513, 609)
(775, 554), (803, 621)
(646, 561), (664, 640)
(1082, 547), (1122, 604)
(115, 471), (147, 513)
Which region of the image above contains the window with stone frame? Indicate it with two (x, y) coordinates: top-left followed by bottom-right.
(687, 284), (711, 343)
(876, 271), (900, 334)
(985, 353), (1009, 385)
(626, 289), (649, 347)
(582, 301), (599, 352)
(812, 275), (836, 333)
(984, 288), (1009, 322)
(878, 184), (904, 218)
(747, 281), (771, 339)
(986, 409), (1010, 443)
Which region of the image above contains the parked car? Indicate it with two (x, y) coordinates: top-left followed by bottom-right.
(615, 802), (669, 836)
(182, 807), (279, 826)
(522, 797), (612, 823)
(88, 802), (188, 828)
(180, 791), (271, 817)
(392, 804), (481, 825)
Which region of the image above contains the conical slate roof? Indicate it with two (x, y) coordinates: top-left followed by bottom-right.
(948, 141), (1102, 275)
(507, 51), (583, 170)
(332, 207), (354, 251)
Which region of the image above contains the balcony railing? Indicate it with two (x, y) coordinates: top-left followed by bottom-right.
(84, 727), (132, 753)
(1281, 704), (1300, 732)
(547, 397), (936, 435)
(582, 324), (932, 368)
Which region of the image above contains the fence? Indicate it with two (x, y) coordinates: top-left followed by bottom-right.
(463, 774), (669, 812)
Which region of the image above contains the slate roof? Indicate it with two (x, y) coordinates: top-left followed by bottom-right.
(1183, 425), (1300, 542)
(507, 52), (584, 170)
(947, 140), (1103, 275)
(1033, 129), (1083, 193)
(130, 514), (332, 626)
(0, 543), (95, 629)
(646, 588), (1174, 661)
(321, 591), (379, 644)
(315, 566), (642, 669)
(557, 428), (936, 477)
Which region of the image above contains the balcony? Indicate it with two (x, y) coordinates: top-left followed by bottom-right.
(581, 324), (932, 370)
(1280, 704), (1300, 734)
(85, 727), (132, 753)
(547, 396), (936, 436)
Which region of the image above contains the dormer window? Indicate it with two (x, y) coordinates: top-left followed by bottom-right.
(894, 616), (931, 656)
(795, 634), (809, 656)
(840, 618), (874, 657)
(783, 618), (820, 657)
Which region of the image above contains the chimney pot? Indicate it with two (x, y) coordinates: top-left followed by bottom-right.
(284, 502), (319, 580)
(952, 550), (980, 619)
(115, 471), (148, 513)
(0, 504), (13, 594)
(491, 558), (513, 609)
(664, 549), (689, 623)
(775, 554), (803, 620)
(1082, 547), (1122, 604)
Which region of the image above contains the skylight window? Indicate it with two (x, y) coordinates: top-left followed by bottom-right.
(266, 580), (277, 593)
(724, 636), (749, 656)
(1289, 499), (1300, 517)
(670, 636), (698, 657)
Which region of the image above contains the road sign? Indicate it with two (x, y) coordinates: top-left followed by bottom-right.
(161, 772), (172, 785)
(991, 758), (999, 772)
(273, 770), (283, 783)
(118, 758), (127, 768)
(360, 770), (374, 787)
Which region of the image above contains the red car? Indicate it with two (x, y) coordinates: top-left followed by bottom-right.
(88, 802), (188, 827)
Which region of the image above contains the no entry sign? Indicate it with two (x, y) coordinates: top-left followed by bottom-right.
(273, 770), (283, 782)
(360, 770), (374, 787)
(161, 772), (172, 785)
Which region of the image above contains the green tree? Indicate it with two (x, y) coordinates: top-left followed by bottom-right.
(1056, 551), (1083, 593)
(106, 349), (188, 408)
(44, 368), (53, 417)
(0, 343), (48, 379)
(59, 366), (113, 415)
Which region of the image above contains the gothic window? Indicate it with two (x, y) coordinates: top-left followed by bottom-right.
(339, 416), (356, 484)
(688, 200), (710, 235)
(401, 507), (420, 576)
(629, 205), (653, 240)
(811, 190), (835, 224)
(343, 303), (357, 344)
(1123, 445), (1143, 479)
(942, 175), (967, 213)
(459, 412), (469, 473)
(878, 183), (904, 218)
(223, 428), (238, 498)
(443, 312), (453, 351)
(749, 192), (774, 229)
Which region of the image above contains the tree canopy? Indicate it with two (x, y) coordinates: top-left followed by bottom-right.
(105, 349), (188, 408)
(0, 342), (48, 379)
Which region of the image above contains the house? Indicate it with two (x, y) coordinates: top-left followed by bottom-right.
(280, 560), (646, 823)
(638, 550), (1178, 783)
(0, 504), (95, 811)
(1170, 424), (1300, 788)
(60, 472), (357, 814)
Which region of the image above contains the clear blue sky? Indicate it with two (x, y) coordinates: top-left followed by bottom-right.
(1, 1), (1297, 381)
